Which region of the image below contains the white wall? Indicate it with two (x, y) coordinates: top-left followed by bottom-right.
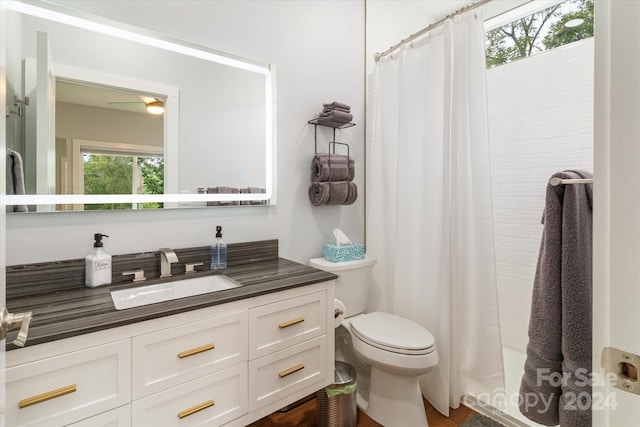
(487, 38), (594, 352)
(56, 103), (163, 147)
(6, 0), (365, 265)
(365, 1), (446, 77)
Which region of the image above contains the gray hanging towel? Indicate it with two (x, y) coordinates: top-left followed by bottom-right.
(6, 149), (28, 213)
(519, 170), (593, 427)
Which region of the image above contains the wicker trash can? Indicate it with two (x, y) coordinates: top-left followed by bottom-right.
(317, 361), (357, 427)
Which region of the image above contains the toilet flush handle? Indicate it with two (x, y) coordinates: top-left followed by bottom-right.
(335, 308), (344, 319)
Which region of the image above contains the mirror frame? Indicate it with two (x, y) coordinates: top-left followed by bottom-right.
(2, 0), (276, 207)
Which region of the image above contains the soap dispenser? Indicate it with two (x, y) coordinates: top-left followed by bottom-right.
(85, 233), (112, 288)
(210, 226), (227, 270)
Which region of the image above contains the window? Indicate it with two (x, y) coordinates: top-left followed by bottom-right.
(485, 0), (594, 68)
(71, 140), (164, 210)
(83, 153), (164, 210)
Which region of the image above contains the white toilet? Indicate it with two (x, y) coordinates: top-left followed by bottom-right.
(309, 256), (438, 427)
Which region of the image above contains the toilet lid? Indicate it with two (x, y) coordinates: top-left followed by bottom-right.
(350, 312), (435, 355)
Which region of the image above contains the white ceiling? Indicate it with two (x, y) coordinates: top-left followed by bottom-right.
(409, 0), (534, 23)
(56, 80), (160, 114)
(407, 0), (473, 20)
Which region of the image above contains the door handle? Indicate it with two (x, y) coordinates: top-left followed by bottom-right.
(1, 306), (33, 347)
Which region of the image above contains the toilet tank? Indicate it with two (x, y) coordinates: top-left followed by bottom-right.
(309, 256), (377, 317)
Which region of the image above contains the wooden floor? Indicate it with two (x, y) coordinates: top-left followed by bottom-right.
(248, 395), (477, 427)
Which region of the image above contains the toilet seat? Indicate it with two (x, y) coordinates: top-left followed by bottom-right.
(349, 312), (435, 355)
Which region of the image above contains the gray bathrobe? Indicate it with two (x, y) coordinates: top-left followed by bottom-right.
(519, 170), (593, 426)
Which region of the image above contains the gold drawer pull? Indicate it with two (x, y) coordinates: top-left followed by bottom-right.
(279, 317), (304, 329)
(279, 363), (304, 378)
(19, 384), (77, 409)
(177, 399), (215, 419)
(178, 343), (215, 359)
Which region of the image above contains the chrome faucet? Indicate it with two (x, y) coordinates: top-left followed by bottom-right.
(159, 248), (179, 278)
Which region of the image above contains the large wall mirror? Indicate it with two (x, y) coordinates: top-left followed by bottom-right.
(3, 0), (275, 212)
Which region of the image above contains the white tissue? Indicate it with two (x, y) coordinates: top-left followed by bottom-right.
(334, 298), (347, 328)
(333, 228), (353, 247)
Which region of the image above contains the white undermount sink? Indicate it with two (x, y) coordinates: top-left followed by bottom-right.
(110, 274), (241, 310)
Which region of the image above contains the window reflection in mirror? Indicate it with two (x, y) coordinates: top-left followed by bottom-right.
(55, 79), (165, 211)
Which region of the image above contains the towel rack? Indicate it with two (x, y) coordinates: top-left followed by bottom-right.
(549, 177), (593, 186)
(308, 118), (355, 154)
(328, 141), (350, 159)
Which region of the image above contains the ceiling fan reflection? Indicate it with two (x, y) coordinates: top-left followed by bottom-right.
(107, 96), (165, 115)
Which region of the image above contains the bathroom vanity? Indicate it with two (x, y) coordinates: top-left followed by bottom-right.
(4, 241), (336, 426)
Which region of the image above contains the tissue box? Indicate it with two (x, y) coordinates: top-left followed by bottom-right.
(323, 244), (365, 262)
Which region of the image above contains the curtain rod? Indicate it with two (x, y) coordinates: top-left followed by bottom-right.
(549, 178), (593, 186)
(374, 0), (493, 63)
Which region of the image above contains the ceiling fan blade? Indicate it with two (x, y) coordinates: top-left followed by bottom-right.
(139, 95), (158, 104)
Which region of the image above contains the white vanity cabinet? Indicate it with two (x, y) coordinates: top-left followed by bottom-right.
(131, 364), (248, 427)
(130, 311), (249, 426)
(68, 405), (132, 427)
(131, 311), (248, 399)
(5, 340), (131, 427)
(248, 291), (328, 411)
(5, 280), (335, 427)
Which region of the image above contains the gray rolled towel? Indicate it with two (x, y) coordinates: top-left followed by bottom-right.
(207, 186), (239, 206)
(309, 182), (330, 206)
(322, 106), (351, 113)
(308, 181), (352, 206)
(240, 188), (267, 205)
(248, 187), (267, 205)
(323, 101), (351, 110)
(311, 153), (355, 182)
(343, 182), (357, 205)
(315, 118), (351, 128)
(207, 187), (220, 206)
(318, 110), (353, 124)
(326, 181), (348, 205)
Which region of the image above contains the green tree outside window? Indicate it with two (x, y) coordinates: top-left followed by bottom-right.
(486, 0), (594, 68)
(83, 153), (163, 210)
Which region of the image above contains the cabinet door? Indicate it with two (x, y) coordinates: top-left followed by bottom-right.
(132, 364), (248, 427)
(68, 405), (131, 427)
(132, 310), (247, 399)
(249, 291), (326, 359)
(249, 336), (327, 411)
(6, 340), (131, 427)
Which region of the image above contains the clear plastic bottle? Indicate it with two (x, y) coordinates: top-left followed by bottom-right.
(210, 225), (227, 269)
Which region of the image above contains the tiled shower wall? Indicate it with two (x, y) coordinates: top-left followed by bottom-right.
(487, 38), (594, 353)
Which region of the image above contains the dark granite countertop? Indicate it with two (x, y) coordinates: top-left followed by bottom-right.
(6, 257), (336, 351)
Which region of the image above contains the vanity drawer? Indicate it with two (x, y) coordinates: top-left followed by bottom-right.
(132, 364), (248, 427)
(249, 291), (326, 359)
(68, 405), (131, 427)
(6, 339), (131, 427)
(132, 310), (247, 399)
(249, 335), (327, 411)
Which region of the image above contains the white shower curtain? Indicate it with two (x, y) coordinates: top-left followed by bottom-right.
(367, 12), (504, 416)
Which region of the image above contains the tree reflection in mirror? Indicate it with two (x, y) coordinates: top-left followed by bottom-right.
(82, 152), (164, 210)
